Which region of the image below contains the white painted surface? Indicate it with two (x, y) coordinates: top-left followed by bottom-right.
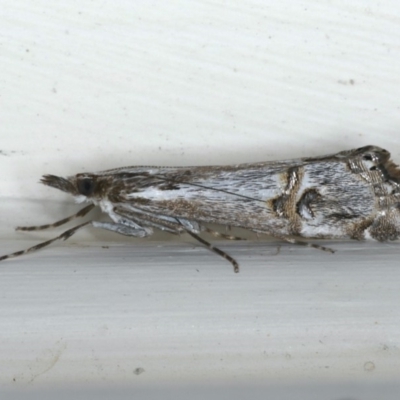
(0, 240), (399, 387)
(1, 0), (400, 394)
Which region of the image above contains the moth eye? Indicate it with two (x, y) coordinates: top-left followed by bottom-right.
(363, 154), (373, 161)
(77, 178), (95, 196)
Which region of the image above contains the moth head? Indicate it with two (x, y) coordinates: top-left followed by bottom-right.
(41, 174), (101, 202)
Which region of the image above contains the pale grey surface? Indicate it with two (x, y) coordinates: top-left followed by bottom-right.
(2, 382), (400, 400)
(0, 239), (399, 388)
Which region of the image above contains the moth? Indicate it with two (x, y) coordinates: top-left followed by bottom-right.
(1, 145), (399, 272)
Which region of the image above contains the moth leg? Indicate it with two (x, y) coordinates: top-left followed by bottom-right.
(16, 204), (95, 232)
(91, 221), (153, 237)
(184, 229), (240, 273)
(0, 221), (92, 261)
(114, 207), (182, 234)
(173, 217), (245, 240)
(278, 236), (335, 253)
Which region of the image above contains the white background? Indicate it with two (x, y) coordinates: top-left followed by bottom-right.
(1, 0), (400, 396)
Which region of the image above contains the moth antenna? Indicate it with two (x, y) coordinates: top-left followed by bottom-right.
(153, 174), (266, 204)
(16, 204), (95, 231)
(0, 221), (92, 262)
